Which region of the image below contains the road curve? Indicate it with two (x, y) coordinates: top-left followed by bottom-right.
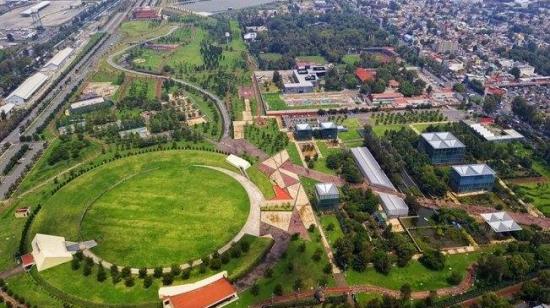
(106, 26), (231, 139)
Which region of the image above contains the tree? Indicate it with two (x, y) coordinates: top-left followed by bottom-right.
(138, 268), (147, 279)
(509, 67), (521, 80)
(162, 273), (174, 286)
(479, 292), (512, 308)
(143, 275), (153, 288)
(373, 251), (391, 274)
(400, 283), (412, 301)
(447, 271), (462, 285)
(419, 250), (445, 271)
(96, 264), (107, 282)
(483, 95), (499, 114)
(272, 70), (283, 89)
(251, 283), (260, 296)
(273, 284), (283, 296)
(453, 83), (466, 93)
(124, 277), (135, 287)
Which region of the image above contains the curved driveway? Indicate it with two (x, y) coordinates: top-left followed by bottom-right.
(106, 26), (231, 139)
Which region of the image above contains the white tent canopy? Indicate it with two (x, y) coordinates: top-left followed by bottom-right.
(226, 154), (251, 170)
(480, 212), (522, 233)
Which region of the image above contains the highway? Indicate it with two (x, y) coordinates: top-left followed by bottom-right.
(0, 1), (135, 200)
(106, 27), (232, 139)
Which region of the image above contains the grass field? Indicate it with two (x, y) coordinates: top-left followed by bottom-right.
(372, 124), (408, 136)
(286, 142), (303, 165)
(346, 252), (480, 290)
(259, 52), (283, 61)
(295, 55), (327, 65)
(339, 118), (364, 147)
(262, 92), (287, 111)
(247, 166), (275, 199)
(342, 54), (360, 66)
(31, 151), (250, 268)
(319, 214), (344, 247)
(312, 141), (341, 175)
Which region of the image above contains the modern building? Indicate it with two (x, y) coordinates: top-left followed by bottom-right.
(351, 147), (395, 190)
(70, 97), (109, 114)
(480, 212), (522, 233)
(450, 164), (496, 193)
(31, 234), (74, 272)
(15, 207), (31, 218)
(378, 192), (409, 217)
(159, 272), (238, 308)
(318, 122), (337, 139)
(5, 72), (49, 105)
(464, 121), (524, 143)
(314, 183), (339, 210)
(294, 123), (313, 140)
(42, 47), (74, 71)
(283, 66), (326, 94)
(367, 92), (405, 106)
(418, 132), (465, 164)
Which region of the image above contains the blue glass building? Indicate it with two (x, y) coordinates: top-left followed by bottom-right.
(450, 164), (496, 193)
(418, 132), (465, 164)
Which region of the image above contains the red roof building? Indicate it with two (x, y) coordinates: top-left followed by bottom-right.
(132, 7), (160, 20)
(485, 86), (506, 97)
(21, 253), (35, 270)
(355, 68), (377, 83)
(160, 272), (238, 308)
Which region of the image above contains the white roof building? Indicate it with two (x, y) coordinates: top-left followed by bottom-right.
(452, 164), (495, 177)
(70, 97), (105, 111)
(351, 147), (395, 190)
(21, 1), (50, 16)
(315, 183), (339, 199)
(31, 234), (73, 271)
(226, 154), (251, 170)
(464, 121), (524, 142)
(5, 72), (49, 105)
(0, 103), (16, 118)
(480, 212), (522, 233)
(379, 192), (409, 217)
(421, 132), (465, 150)
(43, 47), (74, 71)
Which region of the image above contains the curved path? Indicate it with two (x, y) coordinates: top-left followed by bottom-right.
(106, 26), (231, 139)
(82, 165), (262, 274)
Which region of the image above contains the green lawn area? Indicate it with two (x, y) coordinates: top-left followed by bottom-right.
(517, 183), (550, 216)
(227, 235), (335, 307)
(31, 150), (250, 268)
(339, 118), (364, 147)
(259, 52), (282, 61)
(319, 214), (344, 247)
(346, 252), (480, 290)
(295, 55), (327, 65)
(311, 141), (341, 175)
(342, 54), (360, 66)
(247, 166), (275, 199)
(372, 124), (408, 137)
(10, 234), (272, 307)
(262, 92), (287, 111)
(286, 142), (303, 165)
(300, 176), (320, 197)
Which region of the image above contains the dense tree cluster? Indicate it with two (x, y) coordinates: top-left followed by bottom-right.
(47, 135), (90, 165)
(498, 44), (550, 76)
(244, 120), (289, 155)
(200, 41), (224, 69)
(238, 12), (393, 64)
(511, 96), (545, 127)
(325, 151), (363, 183)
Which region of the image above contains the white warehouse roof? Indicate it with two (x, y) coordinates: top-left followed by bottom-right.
(452, 164), (495, 177)
(379, 192), (409, 217)
(43, 47), (74, 70)
(480, 212), (522, 233)
(21, 1), (50, 16)
(6, 72), (48, 104)
(70, 97), (105, 110)
(0, 103), (16, 116)
(351, 147), (395, 190)
(421, 132), (465, 149)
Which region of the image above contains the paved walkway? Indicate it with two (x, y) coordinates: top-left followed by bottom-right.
(217, 138), (269, 162)
(84, 166), (263, 274)
(235, 223), (290, 291)
(0, 265), (24, 280)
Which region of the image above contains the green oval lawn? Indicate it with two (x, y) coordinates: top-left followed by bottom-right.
(31, 150), (250, 268)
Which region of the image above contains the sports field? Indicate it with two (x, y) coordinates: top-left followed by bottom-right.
(30, 150), (250, 268)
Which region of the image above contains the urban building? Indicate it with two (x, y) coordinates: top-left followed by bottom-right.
(283, 66), (326, 94)
(70, 97), (109, 114)
(379, 192), (409, 217)
(418, 132), (465, 164)
(433, 40), (459, 53)
(294, 123), (313, 140)
(20, 1), (50, 16)
(132, 6), (160, 20)
(450, 164), (496, 193)
(314, 183), (339, 210)
(31, 234), (74, 272)
(318, 122), (337, 139)
(5, 72), (49, 105)
(355, 68), (377, 83)
(367, 92), (405, 106)
(351, 147), (396, 190)
(42, 47), (74, 71)
(159, 272), (238, 308)
(0, 103), (15, 118)
(464, 120), (524, 143)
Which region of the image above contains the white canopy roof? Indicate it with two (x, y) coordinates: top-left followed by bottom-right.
(226, 154), (251, 170)
(480, 212), (522, 233)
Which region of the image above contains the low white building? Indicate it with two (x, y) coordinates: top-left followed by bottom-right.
(480, 212), (522, 233)
(5, 72), (49, 105)
(378, 192), (409, 217)
(226, 154), (251, 170)
(43, 47), (74, 71)
(31, 234), (74, 272)
(0, 103), (16, 118)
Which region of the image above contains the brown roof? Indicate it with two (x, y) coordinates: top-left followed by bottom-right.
(21, 253), (34, 267)
(355, 68), (377, 82)
(165, 278), (236, 308)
